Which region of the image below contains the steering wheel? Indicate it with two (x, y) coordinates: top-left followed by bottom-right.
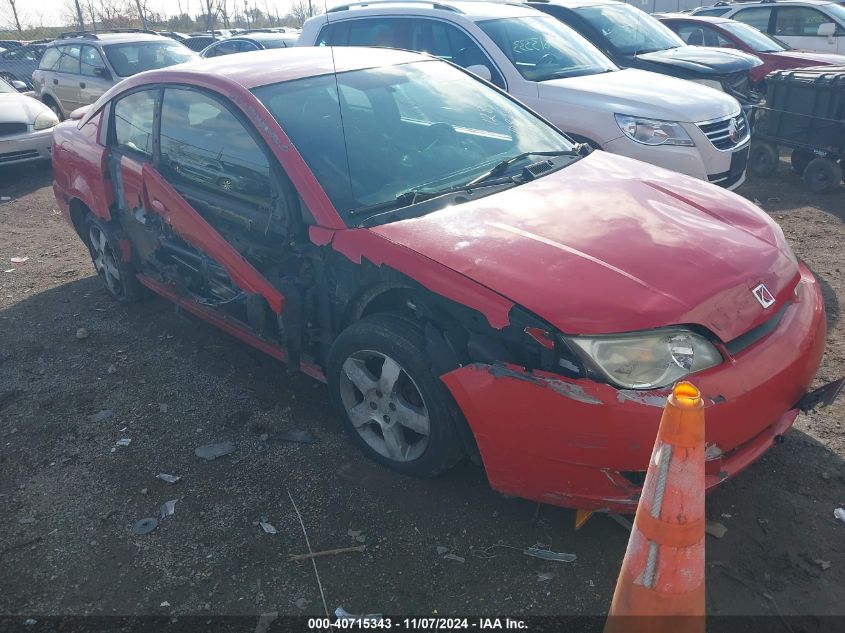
(423, 122), (458, 151)
(537, 53), (559, 67)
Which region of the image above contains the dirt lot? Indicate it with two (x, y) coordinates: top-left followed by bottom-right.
(1, 162), (844, 626)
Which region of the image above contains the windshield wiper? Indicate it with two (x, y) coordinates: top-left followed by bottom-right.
(347, 176), (516, 223)
(465, 148), (586, 188)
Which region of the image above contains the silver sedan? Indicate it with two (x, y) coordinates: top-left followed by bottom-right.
(0, 77), (58, 167)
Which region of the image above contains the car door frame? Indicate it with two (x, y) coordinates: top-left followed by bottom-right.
(770, 5), (844, 54)
(79, 44), (113, 106)
(106, 81), (291, 316)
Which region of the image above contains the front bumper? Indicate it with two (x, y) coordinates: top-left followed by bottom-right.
(440, 264), (826, 513)
(0, 128), (52, 166)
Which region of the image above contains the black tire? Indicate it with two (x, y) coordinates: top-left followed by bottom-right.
(790, 149), (813, 175)
(749, 142), (779, 178)
(42, 96), (64, 121)
(803, 157), (842, 194)
(327, 312), (465, 477)
(84, 215), (146, 302)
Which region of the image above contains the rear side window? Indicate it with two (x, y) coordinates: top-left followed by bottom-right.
(81, 46), (107, 77)
(732, 7), (774, 32)
(38, 47), (60, 70)
(56, 45), (81, 73)
(103, 41), (194, 77)
(673, 23), (732, 47)
(159, 88), (272, 207)
(113, 89), (157, 157)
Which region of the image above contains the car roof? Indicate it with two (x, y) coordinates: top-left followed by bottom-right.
(239, 32), (298, 42)
(327, 0), (539, 19)
(51, 32), (169, 45)
(657, 13), (732, 23)
(529, 0), (627, 8)
(128, 46), (431, 90)
(719, 0), (838, 6)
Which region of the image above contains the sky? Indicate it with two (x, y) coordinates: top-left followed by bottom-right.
(2, 0), (331, 29)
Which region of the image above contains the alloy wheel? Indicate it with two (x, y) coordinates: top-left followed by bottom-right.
(338, 350), (431, 462)
(88, 224), (123, 296)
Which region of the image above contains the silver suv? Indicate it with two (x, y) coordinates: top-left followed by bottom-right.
(32, 29), (196, 119)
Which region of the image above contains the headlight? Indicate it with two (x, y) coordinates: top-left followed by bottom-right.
(692, 78), (724, 92)
(565, 328), (722, 389)
(614, 114), (694, 147)
(34, 110), (59, 131)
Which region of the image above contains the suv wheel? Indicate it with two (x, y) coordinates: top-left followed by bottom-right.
(328, 313), (465, 477)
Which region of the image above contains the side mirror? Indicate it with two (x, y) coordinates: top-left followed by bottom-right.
(69, 105), (91, 121)
(11, 79), (27, 92)
(465, 64), (492, 82)
(817, 22), (836, 42)
(93, 66), (111, 79)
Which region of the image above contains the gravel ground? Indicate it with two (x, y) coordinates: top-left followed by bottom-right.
(1, 161), (844, 623)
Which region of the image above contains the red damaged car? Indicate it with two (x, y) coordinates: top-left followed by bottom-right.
(52, 47), (833, 512)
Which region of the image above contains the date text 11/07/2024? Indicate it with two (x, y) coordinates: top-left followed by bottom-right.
(307, 618), (528, 630)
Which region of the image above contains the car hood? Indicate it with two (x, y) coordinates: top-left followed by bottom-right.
(370, 151), (797, 342)
(634, 46), (762, 74)
(771, 51), (845, 65)
(0, 91), (49, 123)
(538, 68), (739, 123)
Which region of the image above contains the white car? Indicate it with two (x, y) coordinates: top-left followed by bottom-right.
(695, 0), (845, 55)
(299, 0), (751, 189)
(0, 76), (57, 166)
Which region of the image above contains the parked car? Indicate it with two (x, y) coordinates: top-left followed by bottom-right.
(527, 0), (763, 105)
(32, 30), (197, 119)
(157, 31), (191, 42)
(183, 35), (219, 52)
(659, 13), (845, 85)
(0, 40), (23, 49)
(52, 47), (831, 511)
(0, 44), (46, 88)
(0, 76), (58, 166)
(299, 1), (751, 189)
(696, 0), (845, 54)
(200, 31), (300, 57)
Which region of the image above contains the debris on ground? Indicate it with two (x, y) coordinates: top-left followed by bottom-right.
(17, 517), (35, 525)
(107, 364), (117, 374)
(835, 508), (845, 524)
(260, 521), (277, 534)
(3, 269), (13, 273)
(24, 618), (36, 626)
(295, 598), (308, 610)
(524, 546), (576, 563)
(194, 441), (236, 460)
(156, 473), (181, 484)
(289, 545), (367, 562)
(608, 513), (633, 532)
(0, 195), (12, 202)
(90, 410), (113, 423)
(114, 438), (131, 447)
(160, 601), (170, 607)
(537, 571), (556, 582)
(159, 500), (177, 519)
(436, 545), (449, 555)
(347, 529), (366, 543)
(706, 520), (728, 539)
(287, 489), (330, 617)
(132, 517), (158, 535)
(814, 559), (832, 571)
(255, 612), (278, 633)
(443, 553), (466, 563)
(159, 403), (169, 413)
(75, 328), (89, 340)
(140, 488), (148, 495)
(335, 606), (383, 622)
(268, 430), (318, 444)
(10, 256), (28, 263)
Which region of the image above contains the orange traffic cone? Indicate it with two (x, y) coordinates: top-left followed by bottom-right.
(604, 381), (706, 633)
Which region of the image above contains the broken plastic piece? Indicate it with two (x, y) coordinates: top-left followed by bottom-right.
(160, 601), (170, 607)
(10, 257), (28, 263)
(260, 521), (277, 534)
(335, 606), (383, 622)
(157, 473), (181, 484)
(160, 500), (177, 518)
(443, 553), (465, 563)
(705, 519), (727, 539)
(90, 410), (113, 423)
(524, 546), (576, 563)
(269, 430), (318, 444)
(537, 571), (556, 582)
(115, 438), (131, 447)
(835, 508), (845, 524)
(436, 545), (449, 555)
(347, 529), (366, 543)
(133, 517), (158, 535)
(195, 441), (236, 460)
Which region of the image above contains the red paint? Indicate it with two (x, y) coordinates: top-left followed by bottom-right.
(441, 264), (825, 512)
(660, 16), (845, 85)
(52, 48), (829, 512)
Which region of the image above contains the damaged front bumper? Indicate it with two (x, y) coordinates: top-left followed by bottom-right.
(441, 264), (827, 513)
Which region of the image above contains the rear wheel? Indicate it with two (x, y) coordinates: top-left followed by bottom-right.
(790, 149), (813, 175)
(749, 141), (779, 178)
(327, 313), (465, 477)
(85, 215), (146, 302)
(803, 157), (842, 194)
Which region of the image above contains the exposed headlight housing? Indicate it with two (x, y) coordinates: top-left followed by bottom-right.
(614, 114), (694, 147)
(565, 328), (722, 389)
(34, 110), (59, 131)
(692, 78), (724, 92)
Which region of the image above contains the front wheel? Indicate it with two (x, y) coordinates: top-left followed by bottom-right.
(748, 141), (778, 178)
(85, 215), (146, 302)
(327, 313), (465, 477)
